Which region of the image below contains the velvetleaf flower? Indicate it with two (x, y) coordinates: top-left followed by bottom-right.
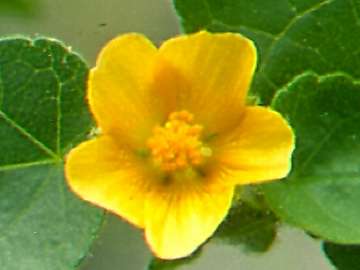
(65, 31), (294, 259)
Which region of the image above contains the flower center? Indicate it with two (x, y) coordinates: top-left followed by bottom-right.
(147, 110), (212, 172)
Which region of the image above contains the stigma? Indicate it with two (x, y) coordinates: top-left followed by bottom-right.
(147, 111), (212, 172)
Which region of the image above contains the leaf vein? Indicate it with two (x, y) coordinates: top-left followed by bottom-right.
(0, 159), (55, 172)
(0, 111), (59, 160)
(259, 0), (335, 73)
(297, 120), (345, 176)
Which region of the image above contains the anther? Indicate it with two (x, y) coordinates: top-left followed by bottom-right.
(147, 111), (211, 172)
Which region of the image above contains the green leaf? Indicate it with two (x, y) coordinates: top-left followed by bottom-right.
(0, 37), (103, 270)
(173, 0), (360, 104)
(213, 192), (277, 253)
(323, 242), (360, 270)
(263, 72), (360, 243)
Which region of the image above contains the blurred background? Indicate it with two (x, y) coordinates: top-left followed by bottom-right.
(0, 0), (334, 269)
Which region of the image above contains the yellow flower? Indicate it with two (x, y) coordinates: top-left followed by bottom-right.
(65, 31), (294, 259)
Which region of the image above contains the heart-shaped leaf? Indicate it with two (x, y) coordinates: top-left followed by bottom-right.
(264, 72), (360, 243)
(0, 37), (103, 270)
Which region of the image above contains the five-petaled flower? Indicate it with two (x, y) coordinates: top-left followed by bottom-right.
(65, 31), (294, 259)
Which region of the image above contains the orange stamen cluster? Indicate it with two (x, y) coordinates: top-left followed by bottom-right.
(147, 111), (211, 172)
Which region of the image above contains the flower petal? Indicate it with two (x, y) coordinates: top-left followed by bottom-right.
(65, 136), (152, 228)
(88, 33), (162, 147)
(214, 106), (294, 185)
(156, 31), (257, 134)
(144, 176), (234, 259)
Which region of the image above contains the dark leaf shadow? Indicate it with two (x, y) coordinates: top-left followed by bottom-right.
(323, 242), (360, 270)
